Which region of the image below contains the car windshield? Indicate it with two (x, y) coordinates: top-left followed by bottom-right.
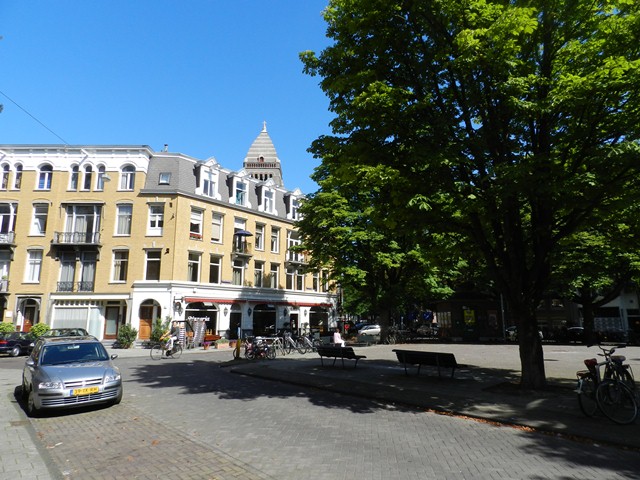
(40, 343), (109, 365)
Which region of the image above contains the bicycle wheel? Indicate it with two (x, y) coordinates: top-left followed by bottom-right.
(296, 340), (307, 354)
(604, 365), (636, 392)
(150, 344), (164, 360)
(170, 344), (183, 359)
(596, 380), (638, 425)
(266, 346), (276, 360)
(284, 340), (293, 355)
(577, 375), (598, 417)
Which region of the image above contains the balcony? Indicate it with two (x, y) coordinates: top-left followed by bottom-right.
(285, 250), (306, 265)
(56, 281), (95, 293)
(232, 242), (253, 258)
(0, 232), (15, 245)
(52, 231), (101, 246)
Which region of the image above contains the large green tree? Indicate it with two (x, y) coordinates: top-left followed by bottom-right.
(301, 0), (640, 388)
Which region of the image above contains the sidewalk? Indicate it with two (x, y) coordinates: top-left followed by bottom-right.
(223, 343), (640, 451)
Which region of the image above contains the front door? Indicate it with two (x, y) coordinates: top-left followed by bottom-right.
(139, 305), (154, 340)
(104, 306), (119, 339)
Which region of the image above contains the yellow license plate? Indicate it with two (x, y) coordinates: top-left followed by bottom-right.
(71, 386), (99, 396)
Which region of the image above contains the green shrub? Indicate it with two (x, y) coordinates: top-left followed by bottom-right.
(117, 324), (138, 349)
(150, 317), (169, 343)
(29, 323), (50, 338)
(0, 322), (15, 334)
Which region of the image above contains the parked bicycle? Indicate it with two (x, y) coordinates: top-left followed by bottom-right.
(283, 332), (305, 354)
(299, 333), (322, 352)
(576, 344), (637, 424)
(150, 340), (183, 360)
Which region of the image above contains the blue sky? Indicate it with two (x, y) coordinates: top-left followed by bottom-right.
(0, 1), (333, 194)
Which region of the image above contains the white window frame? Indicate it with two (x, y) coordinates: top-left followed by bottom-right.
(1, 164), (8, 190)
(115, 204), (133, 236)
(112, 250), (129, 282)
(255, 224), (265, 251)
(232, 258), (245, 286)
(25, 249), (43, 283)
(13, 164), (22, 190)
(147, 204), (164, 236)
(188, 252), (201, 282)
(209, 255), (221, 284)
(262, 188), (276, 214)
(270, 227), (280, 253)
(254, 261), (264, 287)
(96, 165), (106, 191)
(30, 204), (48, 236)
(37, 164), (53, 190)
(234, 180), (247, 206)
(145, 249), (162, 280)
(82, 165), (93, 191)
(269, 263), (279, 289)
(201, 168), (220, 199)
(211, 213), (223, 243)
(69, 165), (79, 191)
(120, 165), (136, 191)
(189, 209), (203, 240)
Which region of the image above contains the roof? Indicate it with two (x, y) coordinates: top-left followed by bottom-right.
(244, 122), (280, 164)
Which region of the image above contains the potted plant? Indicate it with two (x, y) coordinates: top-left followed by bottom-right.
(116, 324), (138, 349)
(215, 338), (229, 349)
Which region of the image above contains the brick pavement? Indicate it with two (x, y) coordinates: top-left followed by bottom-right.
(2, 342), (639, 479)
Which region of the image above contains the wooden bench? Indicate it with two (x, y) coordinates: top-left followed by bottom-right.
(392, 349), (458, 378)
(317, 346), (366, 368)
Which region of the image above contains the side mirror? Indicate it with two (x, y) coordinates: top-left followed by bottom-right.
(110, 354), (118, 360)
(25, 358), (35, 367)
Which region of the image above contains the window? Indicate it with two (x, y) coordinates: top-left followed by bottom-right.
(263, 189), (274, 214)
(64, 204), (101, 243)
(96, 165), (106, 191)
(254, 261), (264, 287)
(82, 166), (93, 190)
(287, 231), (303, 262)
(290, 197), (300, 220)
(209, 255), (221, 284)
(189, 209), (203, 240)
(202, 170), (216, 197)
(211, 213), (223, 243)
(322, 271), (329, 292)
(148, 204), (164, 236)
(286, 266), (304, 290)
(13, 164), (22, 190)
(120, 165), (135, 190)
(79, 252), (96, 291)
(270, 227), (280, 253)
(232, 259), (244, 285)
(187, 252), (201, 282)
(37, 165), (53, 190)
(255, 224), (264, 250)
(26, 250), (43, 282)
(0, 203), (17, 235)
(31, 204), (48, 235)
(59, 252), (76, 291)
(269, 263), (279, 289)
(69, 165), (79, 191)
(112, 250), (129, 282)
(0, 251), (10, 278)
(116, 204), (133, 235)
(158, 172), (171, 185)
(145, 250), (161, 280)
(312, 273), (320, 292)
(1, 164), (8, 189)
(235, 181), (247, 206)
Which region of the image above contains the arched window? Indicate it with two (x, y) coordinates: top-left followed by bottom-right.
(69, 165), (79, 191)
(37, 164), (53, 190)
(96, 165), (106, 191)
(120, 165), (135, 190)
(83, 165), (93, 190)
(13, 164), (22, 190)
(0, 164), (8, 190)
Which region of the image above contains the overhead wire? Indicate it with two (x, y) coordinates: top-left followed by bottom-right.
(0, 89), (69, 145)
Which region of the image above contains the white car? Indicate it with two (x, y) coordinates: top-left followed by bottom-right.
(358, 325), (381, 336)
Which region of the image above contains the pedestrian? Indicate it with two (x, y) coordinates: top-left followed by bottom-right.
(333, 328), (345, 347)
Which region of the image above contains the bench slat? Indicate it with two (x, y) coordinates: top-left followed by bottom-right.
(392, 349), (457, 378)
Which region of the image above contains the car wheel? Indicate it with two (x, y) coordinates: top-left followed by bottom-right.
(10, 345), (21, 357)
(26, 388), (40, 417)
(20, 379), (29, 400)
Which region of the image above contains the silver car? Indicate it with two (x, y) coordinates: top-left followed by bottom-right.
(22, 336), (122, 416)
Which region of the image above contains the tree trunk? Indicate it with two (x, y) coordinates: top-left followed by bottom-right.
(517, 309), (547, 390)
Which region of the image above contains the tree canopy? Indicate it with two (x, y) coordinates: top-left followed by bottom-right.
(300, 0), (640, 388)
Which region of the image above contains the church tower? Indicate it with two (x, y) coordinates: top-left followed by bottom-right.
(243, 122), (284, 187)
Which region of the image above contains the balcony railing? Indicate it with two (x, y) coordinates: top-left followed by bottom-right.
(232, 242), (253, 256)
(0, 232), (15, 245)
(286, 250), (306, 264)
(53, 231), (101, 245)
(56, 281), (95, 292)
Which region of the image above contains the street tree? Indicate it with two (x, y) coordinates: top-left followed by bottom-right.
(301, 0), (640, 388)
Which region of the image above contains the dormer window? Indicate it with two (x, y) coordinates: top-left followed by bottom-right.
(235, 180), (247, 206)
(159, 172), (171, 185)
(202, 169), (217, 198)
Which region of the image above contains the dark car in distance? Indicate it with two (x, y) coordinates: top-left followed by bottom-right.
(0, 331), (36, 357)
